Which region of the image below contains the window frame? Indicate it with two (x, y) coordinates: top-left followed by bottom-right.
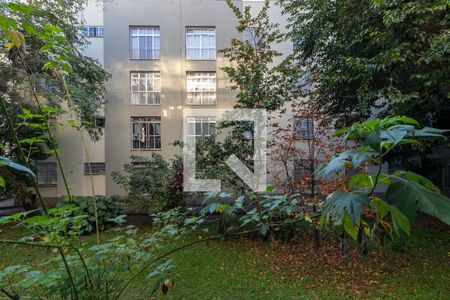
(294, 116), (314, 140)
(84, 162), (106, 175)
(131, 117), (162, 150)
(130, 72), (161, 105)
(82, 26), (104, 38)
(186, 71), (217, 105)
(129, 26), (161, 60)
(186, 116), (216, 141)
(186, 27), (216, 60)
(36, 162), (57, 186)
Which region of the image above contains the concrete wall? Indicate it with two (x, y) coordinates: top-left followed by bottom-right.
(104, 0), (241, 196)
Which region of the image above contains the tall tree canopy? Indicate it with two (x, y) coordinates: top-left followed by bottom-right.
(0, 0), (109, 160)
(279, 0), (449, 128)
(0, 0), (108, 201)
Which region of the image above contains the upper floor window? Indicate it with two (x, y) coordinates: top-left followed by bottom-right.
(187, 117), (216, 139)
(131, 117), (161, 150)
(82, 26), (104, 37)
(294, 117), (314, 140)
(186, 72), (216, 105)
(130, 72), (161, 105)
(36, 162), (57, 185)
(130, 26), (160, 60)
(186, 28), (216, 60)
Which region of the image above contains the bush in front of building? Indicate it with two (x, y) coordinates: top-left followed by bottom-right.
(71, 195), (121, 232)
(111, 154), (185, 214)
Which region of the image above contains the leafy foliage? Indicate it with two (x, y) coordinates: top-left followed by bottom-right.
(191, 0), (300, 193)
(280, 0), (450, 128)
(0, 205), (88, 244)
(112, 155), (184, 213)
(0, 225), (179, 299)
(0, 0), (109, 138)
(70, 196), (121, 232)
(318, 116), (450, 253)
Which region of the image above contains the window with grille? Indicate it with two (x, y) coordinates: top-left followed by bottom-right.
(186, 28), (216, 60)
(130, 72), (161, 105)
(82, 26), (104, 37)
(294, 117), (314, 140)
(186, 117), (216, 143)
(186, 72), (216, 105)
(37, 162), (57, 185)
(131, 117), (161, 150)
(84, 163), (106, 175)
(130, 27), (160, 60)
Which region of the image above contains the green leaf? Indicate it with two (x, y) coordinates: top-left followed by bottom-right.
(349, 173), (391, 189)
(394, 171), (440, 193)
(370, 198), (390, 219)
(366, 131), (382, 152)
(342, 211), (358, 240)
(317, 149), (378, 178)
(380, 124), (414, 148)
(0, 156), (35, 177)
(0, 176), (4, 189)
(323, 191), (370, 223)
(413, 127), (449, 139)
(385, 179), (450, 225)
(390, 206), (410, 236)
(258, 224), (269, 236)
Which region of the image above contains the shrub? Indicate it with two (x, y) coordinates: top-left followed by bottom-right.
(112, 154), (184, 213)
(70, 196), (121, 232)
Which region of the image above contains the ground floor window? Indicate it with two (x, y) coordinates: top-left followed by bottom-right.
(131, 117), (161, 150)
(36, 162), (57, 185)
(84, 162), (106, 175)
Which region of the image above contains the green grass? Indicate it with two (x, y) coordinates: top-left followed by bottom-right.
(0, 225), (449, 299)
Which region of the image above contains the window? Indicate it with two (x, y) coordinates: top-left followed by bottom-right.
(82, 26), (104, 37)
(186, 28), (216, 60)
(131, 117), (161, 150)
(130, 27), (160, 60)
(294, 159), (313, 180)
(84, 163), (106, 175)
(187, 117), (216, 142)
(186, 72), (216, 105)
(37, 162), (57, 185)
(243, 27), (261, 48)
(294, 117), (314, 140)
(130, 72), (161, 105)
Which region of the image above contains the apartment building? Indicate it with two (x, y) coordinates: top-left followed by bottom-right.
(38, 0), (297, 201)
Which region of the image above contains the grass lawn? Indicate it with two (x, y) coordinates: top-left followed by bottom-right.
(0, 224), (449, 299)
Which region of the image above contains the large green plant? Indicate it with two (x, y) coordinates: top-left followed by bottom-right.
(71, 196), (121, 232)
(318, 116), (450, 250)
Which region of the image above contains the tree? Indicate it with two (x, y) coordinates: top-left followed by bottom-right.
(193, 0), (299, 193)
(0, 0), (109, 203)
(318, 116), (450, 259)
(279, 0), (450, 129)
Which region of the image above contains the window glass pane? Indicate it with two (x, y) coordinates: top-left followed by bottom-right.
(130, 27), (160, 60)
(186, 28), (215, 60)
(131, 117), (161, 149)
